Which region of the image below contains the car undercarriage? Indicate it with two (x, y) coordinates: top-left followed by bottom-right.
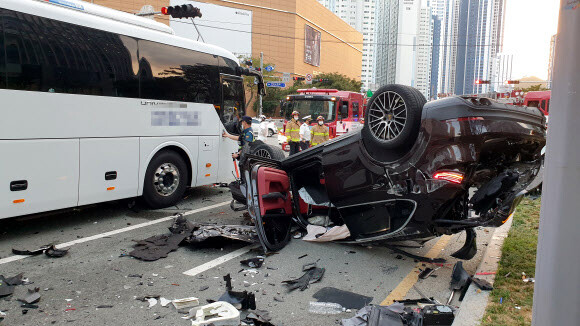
(231, 85), (547, 259)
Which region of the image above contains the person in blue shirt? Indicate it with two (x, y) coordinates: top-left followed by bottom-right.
(222, 115), (254, 159)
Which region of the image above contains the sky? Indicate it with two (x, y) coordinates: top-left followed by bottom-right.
(502, 0), (560, 80)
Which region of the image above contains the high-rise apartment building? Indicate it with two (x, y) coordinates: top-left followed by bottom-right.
(374, 0), (433, 98)
(449, 0), (505, 95)
(318, 0), (376, 90)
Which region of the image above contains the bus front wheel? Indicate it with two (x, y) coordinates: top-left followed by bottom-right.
(142, 150), (188, 209)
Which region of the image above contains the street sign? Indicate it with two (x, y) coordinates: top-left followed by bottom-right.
(266, 82), (286, 88)
(265, 65), (275, 72)
(282, 72), (291, 83)
(305, 73), (313, 85)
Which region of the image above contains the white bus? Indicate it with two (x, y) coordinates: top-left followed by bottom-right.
(0, 0), (259, 219)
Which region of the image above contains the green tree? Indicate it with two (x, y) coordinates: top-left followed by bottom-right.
(310, 72), (362, 92)
(518, 84), (549, 92)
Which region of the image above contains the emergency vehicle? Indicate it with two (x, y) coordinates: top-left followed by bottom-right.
(279, 89), (365, 150)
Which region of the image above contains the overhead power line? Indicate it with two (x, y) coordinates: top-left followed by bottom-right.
(159, 16), (503, 48)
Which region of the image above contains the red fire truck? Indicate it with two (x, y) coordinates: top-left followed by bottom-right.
(523, 91), (550, 117)
(279, 89), (365, 150)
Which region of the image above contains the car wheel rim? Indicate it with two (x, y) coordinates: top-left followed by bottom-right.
(368, 91), (407, 141)
(255, 149), (272, 159)
(153, 163), (180, 196)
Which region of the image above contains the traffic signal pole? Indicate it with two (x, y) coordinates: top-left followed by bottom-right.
(532, 2), (580, 325)
(259, 52), (264, 117)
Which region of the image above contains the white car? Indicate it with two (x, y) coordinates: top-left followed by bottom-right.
(251, 118), (278, 137)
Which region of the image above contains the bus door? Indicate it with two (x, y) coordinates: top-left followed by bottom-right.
(216, 74), (246, 183)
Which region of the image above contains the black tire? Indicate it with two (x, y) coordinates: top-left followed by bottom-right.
(250, 143), (286, 161)
(362, 84), (426, 162)
(142, 150), (189, 209)
(268, 129), (275, 137)
(256, 213), (292, 252)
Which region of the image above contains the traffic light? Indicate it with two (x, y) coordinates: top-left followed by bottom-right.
(293, 77), (305, 81)
(475, 79), (491, 84)
(506, 80), (520, 84)
(161, 5), (202, 19)
(316, 78), (330, 83)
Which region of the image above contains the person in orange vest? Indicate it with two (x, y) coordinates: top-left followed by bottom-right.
(311, 116), (329, 146)
(285, 110), (301, 155)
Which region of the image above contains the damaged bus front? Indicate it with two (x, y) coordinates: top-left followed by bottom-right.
(232, 85), (546, 258)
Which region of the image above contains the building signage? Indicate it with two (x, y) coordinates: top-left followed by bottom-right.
(304, 25), (321, 67)
(266, 82), (286, 88)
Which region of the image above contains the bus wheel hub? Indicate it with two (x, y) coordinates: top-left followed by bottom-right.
(154, 163), (180, 196)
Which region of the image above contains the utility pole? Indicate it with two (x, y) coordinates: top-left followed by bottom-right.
(259, 52), (264, 117)
(532, 2), (580, 325)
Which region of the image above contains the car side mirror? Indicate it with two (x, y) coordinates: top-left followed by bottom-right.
(258, 82), (266, 96)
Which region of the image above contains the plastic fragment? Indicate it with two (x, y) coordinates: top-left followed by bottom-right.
(172, 297), (200, 309)
(308, 302), (345, 315)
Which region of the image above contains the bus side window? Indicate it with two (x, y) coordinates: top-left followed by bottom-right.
(0, 8), (140, 97)
(221, 77), (245, 134)
(138, 40), (219, 103)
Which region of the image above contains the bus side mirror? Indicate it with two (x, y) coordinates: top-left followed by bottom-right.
(258, 82), (266, 96)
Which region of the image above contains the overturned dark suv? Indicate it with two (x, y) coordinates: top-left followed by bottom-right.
(232, 85), (546, 259)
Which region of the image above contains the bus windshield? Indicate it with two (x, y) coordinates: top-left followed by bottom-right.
(284, 100), (337, 122)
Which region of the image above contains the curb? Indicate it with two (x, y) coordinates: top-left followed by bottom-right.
(452, 217), (513, 326)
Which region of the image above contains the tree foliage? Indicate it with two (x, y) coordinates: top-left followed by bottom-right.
(518, 84), (549, 92)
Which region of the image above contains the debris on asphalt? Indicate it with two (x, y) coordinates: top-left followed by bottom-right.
(172, 297), (200, 309)
(96, 305), (113, 309)
(242, 309), (275, 326)
(130, 214), (258, 261)
(171, 214), (258, 244)
(273, 296), (284, 302)
(418, 267), (440, 279)
(199, 285), (209, 292)
(447, 262), (470, 304)
(303, 225), (350, 242)
(471, 277), (494, 291)
(18, 288), (41, 304)
(302, 262), (318, 272)
(0, 273), (28, 297)
(297, 254), (308, 259)
(309, 301), (346, 315)
(0, 310), (5, 321)
(159, 297), (171, 307)
(213, 274), (256, 310)
(282, 267), (325, 291)
(147, 298), (158, 308)
(385, 244), (446, 264)
(44, 245), (69, 258)
(313, 287), (373, 310)
(240, 257), (264, 268)
(420, 305), (455, 325)
(189, 301), (240, 326)
(12, 245), (50, 256)
(341, 303), (404, 326)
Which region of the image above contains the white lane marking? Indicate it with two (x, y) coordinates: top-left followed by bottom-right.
(182, 245), (258, 277)
(0, 201), (230, 266)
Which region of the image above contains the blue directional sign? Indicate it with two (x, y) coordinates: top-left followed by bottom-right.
(265, 65), (275, 72)
(266, 82), (286, 88)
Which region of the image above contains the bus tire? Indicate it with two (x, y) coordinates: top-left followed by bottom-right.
(142, 150), (189, 209)
(362, 84), (425, 162)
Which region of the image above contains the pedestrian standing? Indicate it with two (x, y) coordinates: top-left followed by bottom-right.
(311, 116), (329, 146)
(299, 116), (312, 151)
(257, 115), (268, 141)
(222, 115), (254, 159)
(285, 111), (301, 155)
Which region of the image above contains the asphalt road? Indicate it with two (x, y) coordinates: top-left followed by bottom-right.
(0, 137), (495, 325)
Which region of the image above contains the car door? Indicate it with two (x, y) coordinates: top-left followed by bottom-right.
(245, 164), (293, 252)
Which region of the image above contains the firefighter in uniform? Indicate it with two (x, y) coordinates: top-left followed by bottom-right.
(222, 115), (254, 159)
(285, 111), (301, 155)
(311, 116), (329, 146)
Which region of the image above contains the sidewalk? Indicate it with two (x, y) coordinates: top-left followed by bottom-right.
(453, 218), (513, 326)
